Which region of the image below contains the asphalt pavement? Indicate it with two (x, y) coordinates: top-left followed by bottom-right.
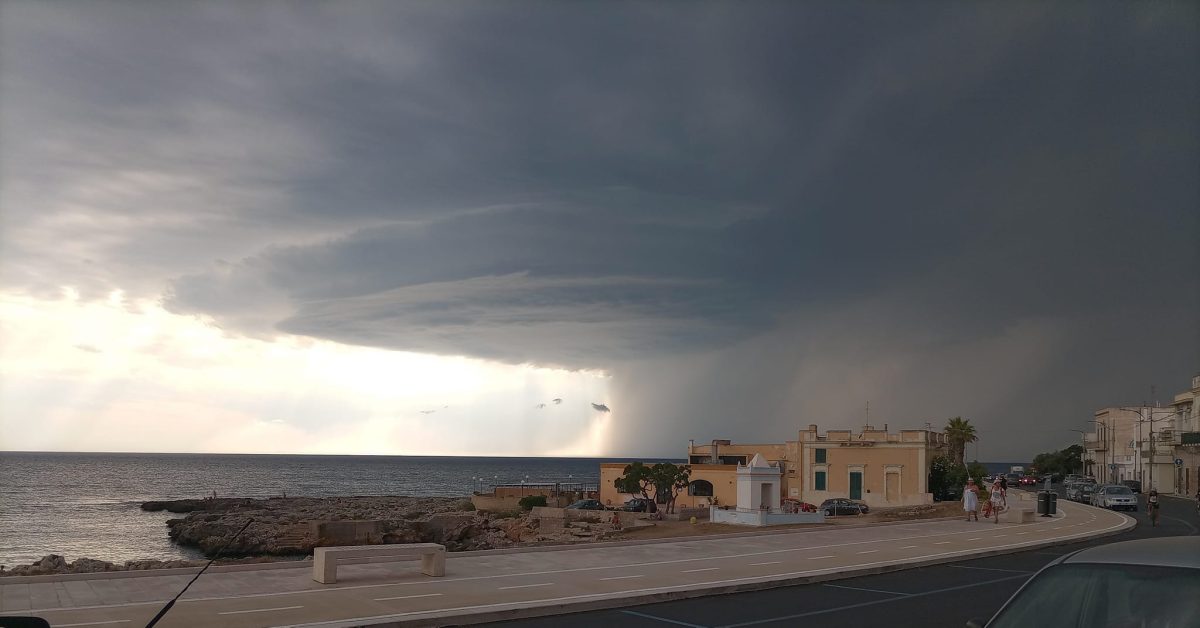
(482, 487), (1200, 628)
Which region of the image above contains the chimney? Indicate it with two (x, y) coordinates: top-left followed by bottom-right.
(808, 424), (818, 432)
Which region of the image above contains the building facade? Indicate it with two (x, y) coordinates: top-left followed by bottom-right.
(1088, 378), (1200, 495)
(599, 424), (949, 509)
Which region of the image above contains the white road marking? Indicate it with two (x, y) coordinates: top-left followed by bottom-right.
(933, 541), (951, 545)
(823, 583), (906, 596)
(57, 622), (131, 627)
(808, 555), (836, 560)
(681, 567), (720, 573)
(750, 561), (782, 566)
(217, 605), (304, 615)
(856, 550), (878, 554)
(498, 583), (554, 590)
(966, 537), (982, 541)
(599, 574), (645, 581)
(374, 593), (444, 601)
(899, 545), (918, 549)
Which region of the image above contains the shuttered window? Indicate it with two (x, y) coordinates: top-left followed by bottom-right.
(815, 471), (827, 491)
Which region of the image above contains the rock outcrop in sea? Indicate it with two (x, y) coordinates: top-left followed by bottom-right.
(1, 495), (622, 576)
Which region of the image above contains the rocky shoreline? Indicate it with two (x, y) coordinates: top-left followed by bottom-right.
(1, 495), (621, 577)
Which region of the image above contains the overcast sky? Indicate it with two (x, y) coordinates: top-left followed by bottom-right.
(1, 1), (1196, 460)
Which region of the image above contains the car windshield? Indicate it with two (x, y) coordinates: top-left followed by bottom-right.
(988, 564), (1200, 628)
(1107, 487), (1133, 495)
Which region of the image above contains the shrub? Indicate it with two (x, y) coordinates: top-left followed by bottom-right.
(518, 495), (548, 511)
(456, 500), (477, 511)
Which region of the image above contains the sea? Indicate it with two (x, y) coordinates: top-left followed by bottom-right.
(0, 451), (670, 568)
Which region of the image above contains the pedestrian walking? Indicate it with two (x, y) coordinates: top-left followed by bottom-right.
(990, 478), (1006, 524)
(963, 478), (980, 521)
(1147, 489), (1160, 527)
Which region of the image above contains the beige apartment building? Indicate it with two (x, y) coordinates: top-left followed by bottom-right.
(1087, 375), (1200, 495)
(599, 424), (949, 509)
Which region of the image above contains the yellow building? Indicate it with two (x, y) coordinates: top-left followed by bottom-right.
(599, 424), (949, 509)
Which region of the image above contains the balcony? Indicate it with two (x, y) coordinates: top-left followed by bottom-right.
(1084, 440), (1107, 451)
(1181, 432), (1200, 446)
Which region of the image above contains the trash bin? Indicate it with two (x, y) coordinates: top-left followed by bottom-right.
(1047, 491), (1057, 515)
(1037, 491), (1050, 516)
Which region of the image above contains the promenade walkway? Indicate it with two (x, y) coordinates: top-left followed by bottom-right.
(0, 496), (1132, 627)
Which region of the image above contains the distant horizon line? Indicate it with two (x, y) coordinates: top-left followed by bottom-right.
(0, 449), (686, 460)
(0, 450), (1032, 464)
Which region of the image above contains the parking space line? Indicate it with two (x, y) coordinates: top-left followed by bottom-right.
(498, 583), (554, 590)
(856, 550), (878, 554)
(719, 574), (1030, 627)
(56, 622), (131, 628)
(682, 567), (720, 573)
(808, 555), (835, 560)
(750, 561), (782, 566)
(621, 610), (710, 627)
(950, 565), (1033, 574)
(599, 575), (645, 581)
(899, 545), (918, 549)
(823, 583), (906, 596)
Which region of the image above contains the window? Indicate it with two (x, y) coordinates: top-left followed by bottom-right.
(688, 479), (714, 496)
(815, 448), (827, 463)
(815, 471), (826, 491)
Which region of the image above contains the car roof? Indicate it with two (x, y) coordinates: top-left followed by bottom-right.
(1063, 537), (1200, 570)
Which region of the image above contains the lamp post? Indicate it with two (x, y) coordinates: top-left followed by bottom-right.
(1089, 419), (1110, 483)
(1068, 429), (1087, 475)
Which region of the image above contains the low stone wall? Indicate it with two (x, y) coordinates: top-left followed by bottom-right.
(710, 507), (824, 527)
(310, 520), (385, 545)
(471, 495), (524, 512)
(659, 507), (709, 521)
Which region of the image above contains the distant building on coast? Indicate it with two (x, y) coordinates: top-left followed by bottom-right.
(600, 423), (949, 509)
(1085, 374), (1200, 495)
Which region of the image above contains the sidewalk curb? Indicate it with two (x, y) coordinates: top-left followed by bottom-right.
(295, 510), (1135, 627)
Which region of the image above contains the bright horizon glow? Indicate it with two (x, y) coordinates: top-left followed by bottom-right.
(0, 289), (615, 457)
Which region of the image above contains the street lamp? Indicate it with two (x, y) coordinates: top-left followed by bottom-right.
(1089, 420), (1110, 483)
(1068, 429), (1088, 475)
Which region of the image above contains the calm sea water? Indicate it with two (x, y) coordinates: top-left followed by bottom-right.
(0, 451), (656, 567)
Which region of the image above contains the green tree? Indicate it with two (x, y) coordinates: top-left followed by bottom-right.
(614, 461), (656, 503)
(967, 460), (988, 484)
(944, 417), (978, 466)
(650, 463), (691, 514)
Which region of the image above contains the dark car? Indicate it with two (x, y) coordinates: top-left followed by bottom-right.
(968, 536), (1200, 627)
(565, 499), (607, 510)
(620, 498), (656, 512)
(1121, 479), (1142, 494)
(820, 498), (869, 516)
(1004, 473), (1022, 487)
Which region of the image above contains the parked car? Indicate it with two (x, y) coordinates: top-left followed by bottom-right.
(1120, 479), (1142, 494)
(1077, 483), (1097, 503)
(967, 536), (1200, 627)
(620, 498), (656, 512)
(820, 498), (869, 516)
(1063, 474), (1082, 484)
(1091, 485), (1138, 511)
(565, 499), (607, 510)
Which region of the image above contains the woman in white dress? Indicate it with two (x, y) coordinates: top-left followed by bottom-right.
(990, 478), (1006, 523)
(962, 478), (979, 521)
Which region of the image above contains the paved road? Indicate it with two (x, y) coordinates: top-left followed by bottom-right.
(0, 492), (1128, 627)
(485, 487), (1199, 628)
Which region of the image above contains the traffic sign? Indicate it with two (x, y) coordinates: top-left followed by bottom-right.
(1176, 458), (1184, 467)
(1108, 463), (1118, 470)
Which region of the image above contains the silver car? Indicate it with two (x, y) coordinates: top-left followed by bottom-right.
(1090, 485), (1138, 511)
(971, 536), (1200, 627)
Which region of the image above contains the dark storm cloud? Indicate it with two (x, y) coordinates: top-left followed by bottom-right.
(3, 1), (1196, 458)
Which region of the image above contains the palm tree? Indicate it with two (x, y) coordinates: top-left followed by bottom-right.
(944, 416), (978, 466)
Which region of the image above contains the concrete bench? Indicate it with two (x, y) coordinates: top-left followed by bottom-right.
(313, 543), (446, 584)
(1001, 507), (1036, 524)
